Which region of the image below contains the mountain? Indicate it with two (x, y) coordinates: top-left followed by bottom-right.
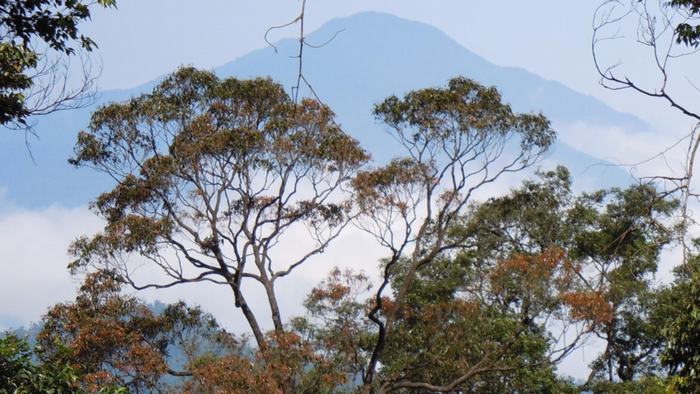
(0, 12), (640, 208)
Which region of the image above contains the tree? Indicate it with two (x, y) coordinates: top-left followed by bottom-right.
(425, 169), (675, 391)
(660, 247), (700, 392)
(591, 2), (700, 389)
(361, 170), (578, 393)
(37, 270), (239, 393)
(593, 0), (700, 119)
(292, 260), (580, 393)
(68, 66), (368, 382)
(576, 186), (676, 385)
(1, 333), (86, 393)
(593, 0), (700, 266)
(0, 0), (116, 130)
(352, 77), (555, 392)
(35, 270), (347, 393)
(463, 167), (676, 387)
(377, 253), (577, 393)
(669, 0), (700, 47)
(292, 168), (675, 392)
(591, 3), (700, 387)
(70, 69), (560, 392)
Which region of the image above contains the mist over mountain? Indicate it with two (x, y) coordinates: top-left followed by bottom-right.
(0, 11), (639, 208)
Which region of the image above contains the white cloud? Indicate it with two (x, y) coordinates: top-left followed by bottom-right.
(557, 121), (691, 181)
(131, 225), (386, 334)
(0, 166), (540, 331)
(0, 194), (387, 336)
(0, 201), (102, 331)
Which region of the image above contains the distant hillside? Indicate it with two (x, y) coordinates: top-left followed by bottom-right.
(0, 11), (639, 208)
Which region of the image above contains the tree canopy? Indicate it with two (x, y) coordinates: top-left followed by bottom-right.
(69, 66), (368, 355)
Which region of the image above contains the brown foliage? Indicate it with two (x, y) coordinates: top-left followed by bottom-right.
(69, 67), (369, 352)
(37, 271), (238, 392)
(184, 355), (281, 394)
(561, 290), (614, 326)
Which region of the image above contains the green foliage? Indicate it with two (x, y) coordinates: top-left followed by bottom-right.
(367, 171), (574, 392)
(291, 167), (679, 392)
(668, 0), (700, 47)
(381, 266), (564, 392)
(68, 67), (369, 367)
(469, 167), (676, 383)
(587, 375), (669, 394)
(373, 76), (555, 154)
(661, 251), (700, 392)
(355, 76), (555, 390)
(1, 333), (82, 393)
(433, 168), (675, 387)
(0, 0), (116, 126)
(578, 185), (677, 383)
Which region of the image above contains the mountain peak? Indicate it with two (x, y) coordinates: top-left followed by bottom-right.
(314, 11), (450, 37)
(2, 12), (640, 207)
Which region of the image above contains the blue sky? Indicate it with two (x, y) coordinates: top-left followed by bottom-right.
(85, 1), (602, 93)
(81, 1), (697, 131)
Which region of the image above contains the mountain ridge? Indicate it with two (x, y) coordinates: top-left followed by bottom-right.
(0, 11), (639, 208)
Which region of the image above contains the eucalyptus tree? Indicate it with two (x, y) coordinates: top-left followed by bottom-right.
(459, 168), (677, 390)
(352, 77), (555, 392)
(576, 185), (676, 385)
(458, 167), (677, 388)
(69, 67), (368, 352)
(293, 164), (675, 393)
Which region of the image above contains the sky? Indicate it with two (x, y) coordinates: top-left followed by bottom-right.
(2, 0), (699, 381)
(80, 1), (698, 131)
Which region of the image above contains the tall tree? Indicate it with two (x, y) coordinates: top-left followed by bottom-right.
(69, 67), (368, 357)
(294, 168), (676, 392)
(463, 168), (676, 387)
(384, 165), (673, 392)
(577, 186), (676, 385)
(353, 77), (555, 392)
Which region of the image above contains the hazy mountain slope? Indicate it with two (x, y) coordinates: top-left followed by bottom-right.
(0, 12), (638, 208)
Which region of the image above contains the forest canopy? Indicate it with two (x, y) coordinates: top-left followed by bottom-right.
(4, 1), (700, 393)
(1, 65), (687, 393)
